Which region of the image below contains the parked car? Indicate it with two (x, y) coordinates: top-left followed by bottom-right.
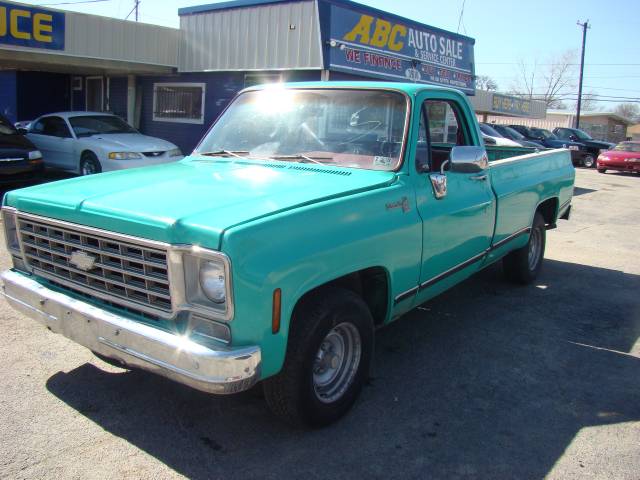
(26, 112), (183, 175)
(1, 82), (575, 426)
(527, 127), (590, 166)
(597, 141), (640, 174)
(479, 123), (522, 147)
(552, 127), (615, 168)
(0, 114), (44, 184)
(491, 124), (543, 148)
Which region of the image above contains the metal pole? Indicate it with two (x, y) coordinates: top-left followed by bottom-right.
(135, 0), (139, 22)
(575, 20), (589, 128)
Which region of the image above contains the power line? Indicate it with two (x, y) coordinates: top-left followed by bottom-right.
(456, 0), (466, 34)
(476, 62), (640, 66)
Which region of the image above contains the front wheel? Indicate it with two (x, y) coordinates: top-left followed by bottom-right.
(503, 212), (546, 284)
(263, 288), (373, 427)
(80, 152), (102, 176)
(582, 154), (596, 168)
(597, 168), (607, 174)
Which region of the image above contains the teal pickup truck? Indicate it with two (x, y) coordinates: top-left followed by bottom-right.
(1, 82), (574, 426)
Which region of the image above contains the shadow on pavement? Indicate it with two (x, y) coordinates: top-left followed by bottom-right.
(572, 186), (597, 196)
(46, 259), (640, 479)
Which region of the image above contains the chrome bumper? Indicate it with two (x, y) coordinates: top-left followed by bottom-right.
(1, 269), (261, 394)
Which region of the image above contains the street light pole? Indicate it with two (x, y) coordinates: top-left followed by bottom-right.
(575, 20), (590, 129)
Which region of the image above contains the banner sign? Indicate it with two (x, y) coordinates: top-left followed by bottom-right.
(491, 93), (532, 116)
(328, 4), (475, 94)
(0, 2), (65, 50)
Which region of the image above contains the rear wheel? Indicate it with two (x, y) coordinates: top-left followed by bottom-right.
(582, 154), (596, 168)
(80, 152), (102, 176)
(263, 288), (373, 427)
(503, 212), (546, 284)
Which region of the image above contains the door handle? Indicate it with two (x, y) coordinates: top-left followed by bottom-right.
(470, 174), (487, 181)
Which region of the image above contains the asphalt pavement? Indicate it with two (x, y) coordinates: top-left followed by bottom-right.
(0, 168), (638, 480)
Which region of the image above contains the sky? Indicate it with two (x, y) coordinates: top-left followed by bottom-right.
(18, 0), (640, 112)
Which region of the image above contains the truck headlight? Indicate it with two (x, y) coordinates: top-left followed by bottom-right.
(199, 260), (226, 304)
(108, 152), (144, 160)
(2, 207), (20, 254)
(176, 248), (233, 321)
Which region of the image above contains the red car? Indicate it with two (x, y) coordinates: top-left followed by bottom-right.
(597, 142), (640, 174)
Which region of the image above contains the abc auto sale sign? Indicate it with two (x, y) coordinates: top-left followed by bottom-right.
(327, 3), (475, 94)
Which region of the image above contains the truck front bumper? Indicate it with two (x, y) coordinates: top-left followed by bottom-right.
(1, 269), (261, 395)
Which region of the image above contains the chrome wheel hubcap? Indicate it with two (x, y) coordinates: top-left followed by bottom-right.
(313, 322), (361, 404)
(528, 228), (542, 270)
(82, 161), (96, 175)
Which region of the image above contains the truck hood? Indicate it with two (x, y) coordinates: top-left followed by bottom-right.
(5, 157), (396, 249)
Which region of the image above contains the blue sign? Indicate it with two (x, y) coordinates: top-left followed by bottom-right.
(492, 93), (532, 116)
(328, 4), (475, 94)
(0, 2), (65, 50)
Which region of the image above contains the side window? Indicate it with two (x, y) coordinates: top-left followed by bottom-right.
(415, 106), (429, 171)
(38, 117), (72, 138)
(422, 100), (471, 172)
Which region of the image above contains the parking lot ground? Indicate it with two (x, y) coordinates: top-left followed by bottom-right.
(0, 168), (638, 480)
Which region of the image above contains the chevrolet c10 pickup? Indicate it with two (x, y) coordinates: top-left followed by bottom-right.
(1, 82), (575, 427)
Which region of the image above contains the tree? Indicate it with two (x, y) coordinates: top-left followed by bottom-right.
(614, 103), (640, 122)
(575, 91), (601, 112)
(475, 75), (498, 91)
(509, 49), (578, 108)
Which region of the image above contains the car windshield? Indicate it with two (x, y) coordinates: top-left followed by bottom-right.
(572, 129), (593, 140)
(613, 142), (640, 152)
(479, 124), (502, 137)
(496, 125), (525, 140)
(69, 115), (137, 138)
(532, 128), (556, 140)
(195, 87), (408, 171)
(0, 116), (17, 135)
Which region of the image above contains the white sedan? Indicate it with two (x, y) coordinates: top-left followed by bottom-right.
(26, 112), (183, 175)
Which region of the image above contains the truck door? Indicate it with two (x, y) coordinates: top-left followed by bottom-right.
(413, 97), (496, 302)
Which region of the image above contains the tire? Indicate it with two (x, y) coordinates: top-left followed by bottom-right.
(597, 168), (607, 174)
(263, 287), (374, 427)
(503, 212), (546, 285)
(582, 154), (596, 168)
(80, 151), (102, 176)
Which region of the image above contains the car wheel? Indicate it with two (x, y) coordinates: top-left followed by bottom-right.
(263, 287), (373, 427)
(503, 212), (546, 285)
(80, 152), (102, 176)
(597, 168), (607, 174)
(582, 155), (596, 168)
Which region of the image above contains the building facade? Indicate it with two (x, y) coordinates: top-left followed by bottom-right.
(1, 0), (544, 154)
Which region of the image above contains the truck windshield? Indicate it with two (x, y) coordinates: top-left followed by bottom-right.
(572, 129), (593, 140)
(195, 87), (408, 171)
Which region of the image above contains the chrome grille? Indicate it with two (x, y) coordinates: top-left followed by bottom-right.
(17, 215), (172, 316)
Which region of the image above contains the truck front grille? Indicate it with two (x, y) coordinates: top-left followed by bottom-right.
(17, 214), (173, 317)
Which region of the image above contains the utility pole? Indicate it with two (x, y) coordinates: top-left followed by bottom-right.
(134, 0), (140, 22)
(575, 20), (590, 128)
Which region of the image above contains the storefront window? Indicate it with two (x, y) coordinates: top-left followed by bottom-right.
(153, 83), (205, 124)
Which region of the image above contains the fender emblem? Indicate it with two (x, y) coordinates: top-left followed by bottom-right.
(69, 250), (97, 271)
(386, 196), (410, 213)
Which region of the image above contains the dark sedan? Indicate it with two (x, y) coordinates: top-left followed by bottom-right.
(490, 124), (544, 148)
(553, 127), (615, 168)
(0, 115), (44, 184)
(509, 125), (590, 167)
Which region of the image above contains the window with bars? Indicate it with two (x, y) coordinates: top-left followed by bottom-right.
(152, 83), (205, 124)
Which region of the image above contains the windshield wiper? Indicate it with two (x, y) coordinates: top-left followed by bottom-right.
(269, 154), (330, 165)
(198, 150), (250, 158)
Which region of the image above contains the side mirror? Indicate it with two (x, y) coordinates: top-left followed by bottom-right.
(17, 128), (28, 135)
(450, 146), (488, 173)
(569, 135), (578, 142)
